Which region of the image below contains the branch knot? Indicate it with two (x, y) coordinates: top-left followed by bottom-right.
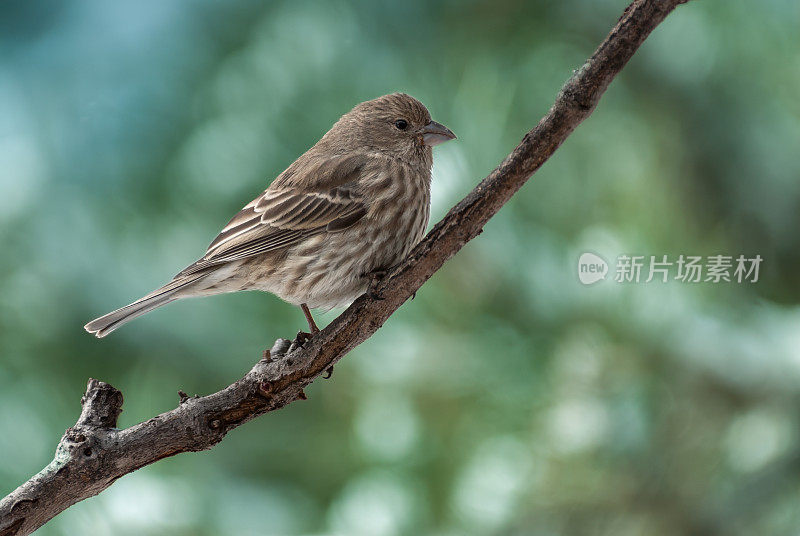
(76, 379), (123, 429)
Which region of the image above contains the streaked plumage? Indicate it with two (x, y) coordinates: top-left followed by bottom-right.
(85, 93), (455, 338)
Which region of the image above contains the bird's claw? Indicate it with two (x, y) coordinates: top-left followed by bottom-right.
(293, 330), (312, 348)
(323, 366), (334, 379)
(368, 269), (388, 300)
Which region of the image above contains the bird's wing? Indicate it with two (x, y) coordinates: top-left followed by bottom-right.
(176, 154), (369, 277)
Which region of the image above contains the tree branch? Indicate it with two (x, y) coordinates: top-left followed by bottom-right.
(0, 1), (690, 533)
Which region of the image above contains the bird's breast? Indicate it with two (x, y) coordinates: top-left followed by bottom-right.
(368, 163), (431, 249)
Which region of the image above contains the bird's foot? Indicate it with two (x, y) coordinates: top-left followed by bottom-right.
(293, 330), (313, 348)
(323, 365), (334, 379)
(367, 269), (388, 300)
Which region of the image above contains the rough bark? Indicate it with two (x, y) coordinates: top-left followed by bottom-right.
(0, 1), (690, 533)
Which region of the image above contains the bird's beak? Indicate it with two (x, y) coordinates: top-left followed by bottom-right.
(421, 121), (456, 147)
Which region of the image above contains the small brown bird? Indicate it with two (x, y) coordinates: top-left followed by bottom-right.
(85, 93), (455, 338)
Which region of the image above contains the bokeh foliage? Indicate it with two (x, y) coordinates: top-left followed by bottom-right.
(1, 0), (799, 534)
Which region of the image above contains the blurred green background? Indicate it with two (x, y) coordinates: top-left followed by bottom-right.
(1, 0), (799, 534)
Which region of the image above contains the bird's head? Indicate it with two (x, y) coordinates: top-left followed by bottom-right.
(327, 93), (456, 166)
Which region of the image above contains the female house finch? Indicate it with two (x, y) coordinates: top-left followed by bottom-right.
(85, 94), (456, 338)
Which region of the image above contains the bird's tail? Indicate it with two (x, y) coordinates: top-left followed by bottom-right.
(84, 274), (207, 338)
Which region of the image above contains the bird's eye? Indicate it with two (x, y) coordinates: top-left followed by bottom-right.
(394, 119), (408, 130)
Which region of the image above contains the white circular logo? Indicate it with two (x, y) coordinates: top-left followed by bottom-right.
(578, 252), (608, 285)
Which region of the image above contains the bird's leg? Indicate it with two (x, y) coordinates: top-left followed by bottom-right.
(297, 303), (333, 377)
(292, 304), (319, 348)
(300, 303), (320, 334)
